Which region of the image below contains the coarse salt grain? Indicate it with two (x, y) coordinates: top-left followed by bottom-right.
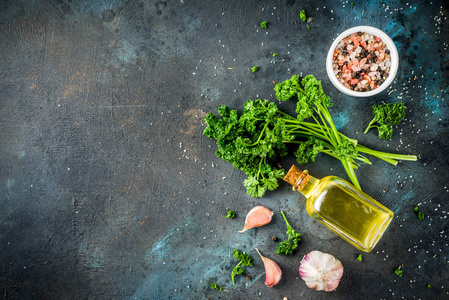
(332, 32), (391, 92)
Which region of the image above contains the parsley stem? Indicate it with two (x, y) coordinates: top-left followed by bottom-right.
(280, 211), (292, 231)
(356, 154), (372, 165)
(321, 149), (344, 161)
(277, 110), (297, 120)
(364, 118), (378, 134)
(311, 112), (334, 146)
(240, 122), (269, 147)
(286, 132), (327, 141)
(256, 156), (265, 179)
(231, 261), (242, 284)
(356, 145), (417, 164)
(259, 156), (267, 179)
(342, 159), (361, 190)
(318, 102), (341, 144)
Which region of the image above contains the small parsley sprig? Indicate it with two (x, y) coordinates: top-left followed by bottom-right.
(276, 211), (301, 255)
(394, 266), (403, 277)
(300, 10), (307, 22)
(226, 210), (236, 219)
(413, 206), (425, 220)
(364, 103), (406, 140)
(251, 66), (259, 72)
(260, 21), (268, 29)
(231, 249), (253, 283)
(357, 254), (363, 261)
(210, 282), (222, 291)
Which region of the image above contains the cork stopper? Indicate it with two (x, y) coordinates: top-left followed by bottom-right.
(283, 165), (310, 191)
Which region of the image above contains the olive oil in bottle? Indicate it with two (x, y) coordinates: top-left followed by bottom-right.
(284, 165), (394, 252)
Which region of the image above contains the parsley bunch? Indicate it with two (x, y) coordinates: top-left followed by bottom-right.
(203, 100), (288, 197)
(231, 249), (253, 284)
(364, 102), (406, 139)
(276, 211), (301, 255)
(204, 75), (417, 196)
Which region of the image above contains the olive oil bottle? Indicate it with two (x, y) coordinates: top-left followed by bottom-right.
(284, 165), (394, 252)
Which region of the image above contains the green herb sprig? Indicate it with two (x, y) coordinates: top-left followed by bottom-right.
(251, 66), (259, 72)
(276, 211), (301, 255)
(231, 249), (253, 283)
(414, 206), (425, 220)
(364, 103), (406, 140)
(226, 210), (236, 219)
(300, 10), (307, 22)
(210, 282), (222, 291)
(260, 21), (267, 29)
(394, 266), (403, 277)
(357, 254), (363, 261)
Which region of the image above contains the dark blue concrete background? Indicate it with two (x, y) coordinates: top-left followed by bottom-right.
(0, 0), (448, 299)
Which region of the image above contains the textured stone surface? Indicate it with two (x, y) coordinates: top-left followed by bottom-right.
(0, 0), (448, 299)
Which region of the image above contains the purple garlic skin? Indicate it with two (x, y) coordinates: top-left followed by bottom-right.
(299, 250), (344, 292)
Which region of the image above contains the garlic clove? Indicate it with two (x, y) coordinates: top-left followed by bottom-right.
(299, 250), (343, 292)
(239, 206), (274, 233)
(255, 248), (282, 287)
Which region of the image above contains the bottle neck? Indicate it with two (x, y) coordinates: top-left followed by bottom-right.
(283, 165), (320, 199)
(299, 175), (321, 199)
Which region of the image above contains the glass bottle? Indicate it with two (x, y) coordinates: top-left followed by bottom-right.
(284, 165), (394, 252)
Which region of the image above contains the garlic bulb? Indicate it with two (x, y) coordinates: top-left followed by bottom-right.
(239, 206), (274, 233)
(298, 250), (343, 292)
(255, 248), (282, 287)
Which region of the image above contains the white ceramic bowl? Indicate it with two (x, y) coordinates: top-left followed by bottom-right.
(326, 26), (399, 97)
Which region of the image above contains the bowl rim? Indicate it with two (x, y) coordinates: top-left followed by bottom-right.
(326, 25), (399, 97)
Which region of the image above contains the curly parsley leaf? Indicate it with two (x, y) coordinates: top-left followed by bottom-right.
(226, 210), (236, 219)
(300, 10), (307, 22)
(233, 249), (253, 266)
(418, 211), (425, 220)
(414, 206), (425, 220)
(210, 283), (222, 291)
(294, 138), (324, 164)
(231, 250), (253, 283)
(333, 139), (358, 160)
(364, 103), (406, 140)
